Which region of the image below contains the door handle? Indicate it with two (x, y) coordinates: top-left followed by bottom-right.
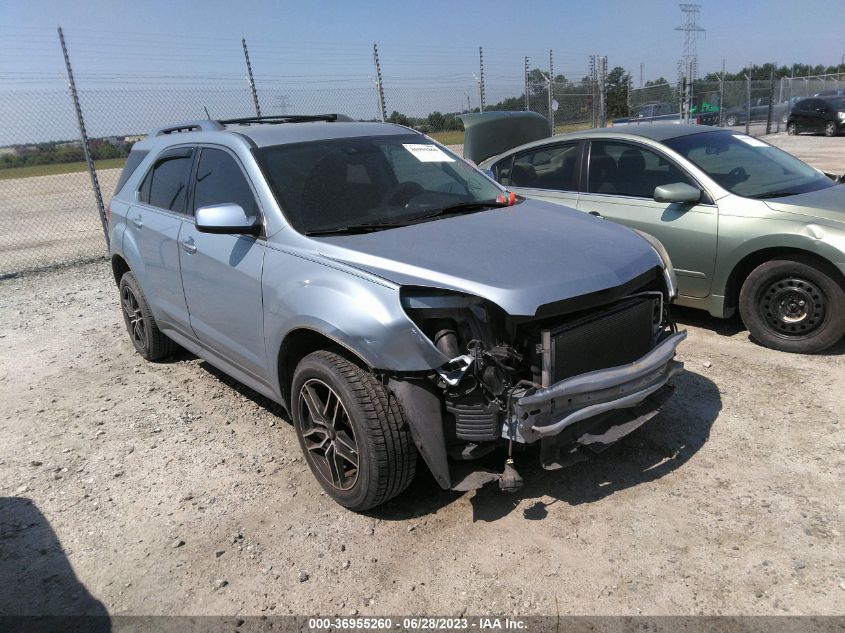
(179, 237), (197, 254)
(589, 211), (604, 218)
(131, 215), (143, 229)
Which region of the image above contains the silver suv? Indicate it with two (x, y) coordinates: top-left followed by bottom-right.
(108, 114), (686, 510)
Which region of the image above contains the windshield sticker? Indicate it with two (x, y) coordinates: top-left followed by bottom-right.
(732, 134), (768, 147)
(402, 144), (455, 162)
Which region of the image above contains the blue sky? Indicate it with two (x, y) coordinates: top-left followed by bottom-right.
(1, 0), (843, 143)
(2, 0), (843, 83)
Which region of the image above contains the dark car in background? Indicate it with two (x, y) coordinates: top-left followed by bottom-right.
(787, 97), (845, 137)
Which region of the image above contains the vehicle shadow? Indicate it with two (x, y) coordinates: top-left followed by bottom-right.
(373, 369), (721, 522)
(180, 355), (722, 523)
(672, 306), (845, 356)
(671, 305), (745, 337)
(0, 497), (111, 631)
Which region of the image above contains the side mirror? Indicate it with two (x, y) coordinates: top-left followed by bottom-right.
(654, 182), (701, 204)
(195, 203), (261, 235)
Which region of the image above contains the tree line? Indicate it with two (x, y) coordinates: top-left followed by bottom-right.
(0, 139), (131, 170)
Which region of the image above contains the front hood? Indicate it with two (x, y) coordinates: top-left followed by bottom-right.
(313, 200), (661, 316)
(764, 184), (845, 226)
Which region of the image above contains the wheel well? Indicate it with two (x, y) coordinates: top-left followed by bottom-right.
(724, 247), (845, 311)
(111, 254), (130, 286)
(277, 329), (369, 409)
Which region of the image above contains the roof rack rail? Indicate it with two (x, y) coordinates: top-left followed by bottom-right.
(218, 114), (353, 126)
(152, 120), (225, 137)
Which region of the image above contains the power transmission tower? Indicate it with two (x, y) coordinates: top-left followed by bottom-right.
(639, 62), (644, 88)
(675, 4), (705, 121)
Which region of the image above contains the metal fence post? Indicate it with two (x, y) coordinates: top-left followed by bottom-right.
(765, 69), (775, 135)
(57, 26), (108, 250)
(242, 37), (261, 118)
(524, 56), (530, 111)
(718, 74), (724, 127)
(598, 56), (607, 127)
(744, 73), (751, 135)
(478, 47), (486, 113)
(548, 50), (554, 134)
(372, 43), (387, 122)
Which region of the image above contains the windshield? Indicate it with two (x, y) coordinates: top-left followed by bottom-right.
(255, 134), (505, 234)
(663, 130), (835, 199)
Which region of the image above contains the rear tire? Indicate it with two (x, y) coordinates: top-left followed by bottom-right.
(787, 121), (799, 135)
(291, 350), (417, 511)
(824, 121), (838, 137)
(738, 257), (845, 354)
(118, 272), (178, 361)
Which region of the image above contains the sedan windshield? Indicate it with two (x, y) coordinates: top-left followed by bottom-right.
(663, 130), (835, 199)
(255, 134), (506, 235)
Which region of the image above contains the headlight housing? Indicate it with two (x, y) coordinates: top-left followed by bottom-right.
(837, 111), (845, 120)
(632, 229), (678, 299)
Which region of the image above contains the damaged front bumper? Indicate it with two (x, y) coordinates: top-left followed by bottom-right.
(504, 330), (686, 452)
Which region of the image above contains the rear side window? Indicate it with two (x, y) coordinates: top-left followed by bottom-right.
(139, 152), (193, 213)
(193, 148), (259, 218)
(114, 149), (148, 195)
(505, 142), (579, 191)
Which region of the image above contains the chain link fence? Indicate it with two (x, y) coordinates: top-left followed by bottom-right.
(0, 73), (603, 276)
(2, 27), (844, 279)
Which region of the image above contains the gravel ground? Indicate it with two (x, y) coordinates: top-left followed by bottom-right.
(1, 260), (843, 617)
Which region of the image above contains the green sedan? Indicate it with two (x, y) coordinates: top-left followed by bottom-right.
(473, 121), (845, 353)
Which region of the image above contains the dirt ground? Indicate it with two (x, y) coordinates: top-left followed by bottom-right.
(1, 260), (843, 617)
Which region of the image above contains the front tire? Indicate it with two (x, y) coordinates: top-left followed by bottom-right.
(118, 272), (177, 361)
(824, 121), (838, 137)
(787, 121), (799, 135)
(726, 115), (738, 127)
(738, 257), (845, 353)
(291, 350), (417, 511)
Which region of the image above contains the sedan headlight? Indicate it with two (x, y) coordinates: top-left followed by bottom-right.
(632, 229), (678, 299)
(837, 111), (845, 120)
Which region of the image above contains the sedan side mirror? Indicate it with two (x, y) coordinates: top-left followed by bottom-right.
(654, 182), (701, 204)
(195, 203), (261, 235)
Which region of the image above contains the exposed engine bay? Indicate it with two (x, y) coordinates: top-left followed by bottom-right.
(393, 266), (685, 492)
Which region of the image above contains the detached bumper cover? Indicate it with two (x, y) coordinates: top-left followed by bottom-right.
(507, 330), (686, 443)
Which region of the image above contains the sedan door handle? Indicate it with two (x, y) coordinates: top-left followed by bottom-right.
(179, 237), (197, 254)
(131, 215), (143, 229)
(589, 211), (604, 218)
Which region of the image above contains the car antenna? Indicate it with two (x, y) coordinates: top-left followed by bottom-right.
(203, 106), (211, 119)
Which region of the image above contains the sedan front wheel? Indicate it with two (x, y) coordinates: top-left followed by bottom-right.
(739, 257), (845, 353)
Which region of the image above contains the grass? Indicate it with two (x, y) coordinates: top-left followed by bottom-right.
(0, 157), (126, 180)
(429, 120), (598, 149)
(428, 130), (465, 145)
